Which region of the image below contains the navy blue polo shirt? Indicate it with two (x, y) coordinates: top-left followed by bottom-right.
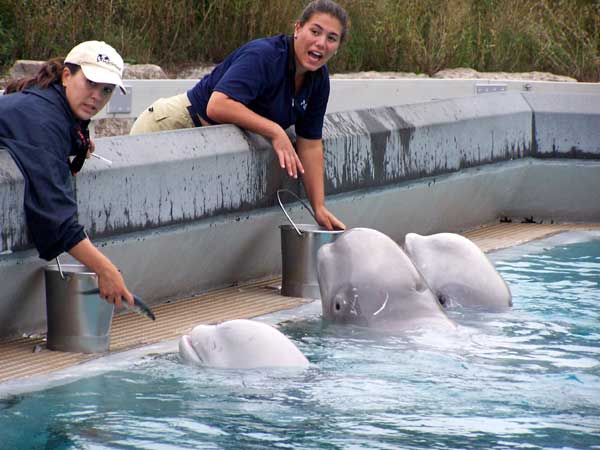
(187, 34), (330, 140)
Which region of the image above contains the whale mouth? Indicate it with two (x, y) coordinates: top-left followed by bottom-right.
(372, 292), (390, 316)
(178, 335), (203, 365)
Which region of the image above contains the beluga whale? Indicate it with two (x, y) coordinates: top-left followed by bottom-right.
(404, 232), (512, 310)
(178, 319), (309, 369)
(316, 228), (455, 331)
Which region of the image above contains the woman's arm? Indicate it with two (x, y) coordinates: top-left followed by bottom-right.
(207, 92), (304, 179)
(68, 238), (133, 307)
(296, 136), (345, 230)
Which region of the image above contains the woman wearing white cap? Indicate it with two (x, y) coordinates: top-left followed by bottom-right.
(0, 41), (133, 308)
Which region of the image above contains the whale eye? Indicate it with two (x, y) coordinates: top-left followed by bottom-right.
(335, 302), (341, 311)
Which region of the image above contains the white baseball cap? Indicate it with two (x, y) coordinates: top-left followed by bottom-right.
(65, 40), (126, 94)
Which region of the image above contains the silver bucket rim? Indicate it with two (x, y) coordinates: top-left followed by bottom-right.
(45, 263), (95, 276)
(279, 223), (344, 234)
(277, 189), (346, 236)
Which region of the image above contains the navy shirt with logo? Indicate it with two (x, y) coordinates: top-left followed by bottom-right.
(187, 34), (329, 140)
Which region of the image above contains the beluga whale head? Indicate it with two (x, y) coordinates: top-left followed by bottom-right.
(317, 228), (455, 331)
(404, 232), (512, 310)
(178, 319), (309, 369)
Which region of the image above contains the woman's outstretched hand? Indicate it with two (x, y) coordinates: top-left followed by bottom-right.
(96, 264), (134, 308)
(315, 205), (346, 231)
(271, 130), (305, 179)
(68, 238), (134, 308)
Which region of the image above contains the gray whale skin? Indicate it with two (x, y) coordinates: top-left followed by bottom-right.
(317, 228), (455, 331)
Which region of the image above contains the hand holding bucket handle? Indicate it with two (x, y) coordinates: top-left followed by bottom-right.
(276, 189), (318, 236)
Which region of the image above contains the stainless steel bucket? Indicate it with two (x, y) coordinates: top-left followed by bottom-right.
(278, 190), (343, 299)
(45, 262), (114, 353)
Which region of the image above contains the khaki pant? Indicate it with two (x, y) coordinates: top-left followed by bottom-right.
(130, 93), (195, 135)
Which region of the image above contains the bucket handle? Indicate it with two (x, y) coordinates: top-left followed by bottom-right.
(276, 189), (317, 236)
(55, 256), (66, 280)
(54, 230), (89, 280)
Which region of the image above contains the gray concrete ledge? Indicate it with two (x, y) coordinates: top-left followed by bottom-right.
(4, 92), (599, 253)
(322, 93), (532, 193)
(0, 151), (24, 253)
(523, 92), (600, 157)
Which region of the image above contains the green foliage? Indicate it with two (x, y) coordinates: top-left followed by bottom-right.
(0, 0), (20, 70)
(1, 0), (598, 81)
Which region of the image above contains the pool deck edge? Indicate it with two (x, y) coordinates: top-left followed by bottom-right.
(1, 221), (599, 385)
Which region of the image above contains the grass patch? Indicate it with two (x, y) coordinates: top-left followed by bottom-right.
(1, 0), (598, 81)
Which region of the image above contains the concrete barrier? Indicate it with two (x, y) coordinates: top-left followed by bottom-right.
(0, 151), (25, 252)
(1, 92), (534, 252)
(523, 92), (600, 158)
(322, 93), (531, 193)
(76, 127), (282, 238)
(90, 78), (600, 121)
(1, 92), (599, 338)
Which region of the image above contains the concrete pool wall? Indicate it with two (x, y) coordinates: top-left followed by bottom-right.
(1, 91), (599, 338)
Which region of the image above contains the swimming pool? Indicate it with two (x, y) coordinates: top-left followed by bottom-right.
(1, 231), (599, 450)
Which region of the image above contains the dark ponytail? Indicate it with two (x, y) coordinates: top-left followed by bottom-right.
(4, 58), (80, 94)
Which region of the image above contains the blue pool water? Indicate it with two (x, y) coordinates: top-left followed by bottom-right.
(1, 232), (599, 450)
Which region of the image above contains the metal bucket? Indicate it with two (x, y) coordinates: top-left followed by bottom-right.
(45, 261), (114, 353)
(277, 190), (344, 299)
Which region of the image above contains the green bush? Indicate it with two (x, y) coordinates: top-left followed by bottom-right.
(1, 0), (598, 81)
(0, 0), (19, 69)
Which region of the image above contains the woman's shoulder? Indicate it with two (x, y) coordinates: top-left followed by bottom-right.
(4, 85), (66, 115)
(237, 34), (288, 63)
(5, 87), (72, 138)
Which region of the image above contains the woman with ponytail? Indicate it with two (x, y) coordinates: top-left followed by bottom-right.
(131, 0), (349, 231)
(5, 58), (67, 94)
(0, 41), (134, 308)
